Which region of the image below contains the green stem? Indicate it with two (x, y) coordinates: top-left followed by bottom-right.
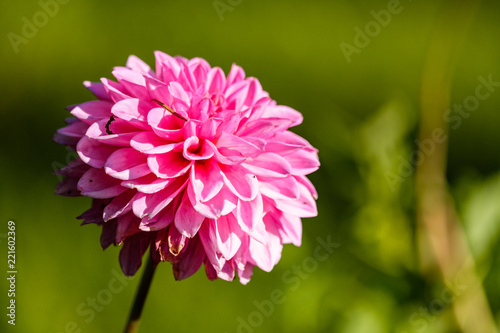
(123, 255), (157, 333)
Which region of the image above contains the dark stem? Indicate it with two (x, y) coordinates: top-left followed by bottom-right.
(123, 255), (157, 333)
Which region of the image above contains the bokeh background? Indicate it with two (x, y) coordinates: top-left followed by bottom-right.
(1, 0), (500, 332)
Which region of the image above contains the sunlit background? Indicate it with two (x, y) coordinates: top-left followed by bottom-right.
(1, 0), (500, 332)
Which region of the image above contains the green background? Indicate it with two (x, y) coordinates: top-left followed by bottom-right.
(1, 0), (500, 332)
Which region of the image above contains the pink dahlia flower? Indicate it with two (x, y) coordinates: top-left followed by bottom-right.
(54, 51), (319, 284)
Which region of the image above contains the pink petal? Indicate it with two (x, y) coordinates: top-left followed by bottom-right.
(155, 51), (181, 83)
(111, 99), (152, 130)
(147, 107), (184, 142)
(103, 190), (137, 221)
(70, 100), (113, 125)
(259, 176), (299, 201)
(121, 174), (171, 194)
(126, 55), (154, 75)
(183, 137), (214, 161)
(285, 148), (320, 175)
(236, 193), (263, 233)
(148, 150), (192, 179)
(105, 148), (150, 180)
(132, 176), (188, 219)
(113, 67), (149, 100)
(86, 120), (140, 147)
(139, 203), (175, 232)
(220, 164), (258, 201)
(205, 67), (226, 94)
(101, 78), (131, 102)
(260, 105), (303, 126)
(215, 214), (242, 260)
(78, 168), (127, 199)
(83, 81), (111, 101)
(188, 184), (237, 219)
(175, 192), (206, 237)
(190, 160), (224, 202)
(216, 132), (263, 158)
(77, 136), (117, 168)
(242, 153), (291, 178)
(130, 132), (178, 154)
(275, 180), (317, 217)
(226, 63), (245, 86)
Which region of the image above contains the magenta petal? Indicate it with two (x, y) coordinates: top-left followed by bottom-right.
(183, 137), (214, 161)
(121, 174), (171, 194)
(147, 107), (184, 141)
(105, 148), (150, 180)
(112, 67), (149, 100)
(77, 136), (117, 168)
(78, 168), (127, 199)
(190, 160), (224, 202)
(139, 203), (175, 232)
(86, 120), (140, 147)
(220, 164), (258, 201)
(130, 132), (177, 154)
(111, 99), (152, 130)
(175, 192), (206, 237)
(70, 100), (113, 125)
(101, 78), (131, 102)
(132, 176), (188, 219)
(103, 190), (137, 221)
(188, 184), (237, 219)
(148, 150), (192, 179)
(84, 81), (111, 101)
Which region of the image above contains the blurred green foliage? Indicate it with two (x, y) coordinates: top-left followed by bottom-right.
(1, 0), (500, 332)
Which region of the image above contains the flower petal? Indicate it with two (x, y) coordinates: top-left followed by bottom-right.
(105, 148), (150, 180)
(190, 160), (224, 202)
(220, 164), (258, 201)
(175, 192), (206, 237)
(148, 150), (192, 179)
(78, 168), (127, 199)
(242, 153), (291, 178)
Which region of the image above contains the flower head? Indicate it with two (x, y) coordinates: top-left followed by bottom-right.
(54, 51), (319, 284)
